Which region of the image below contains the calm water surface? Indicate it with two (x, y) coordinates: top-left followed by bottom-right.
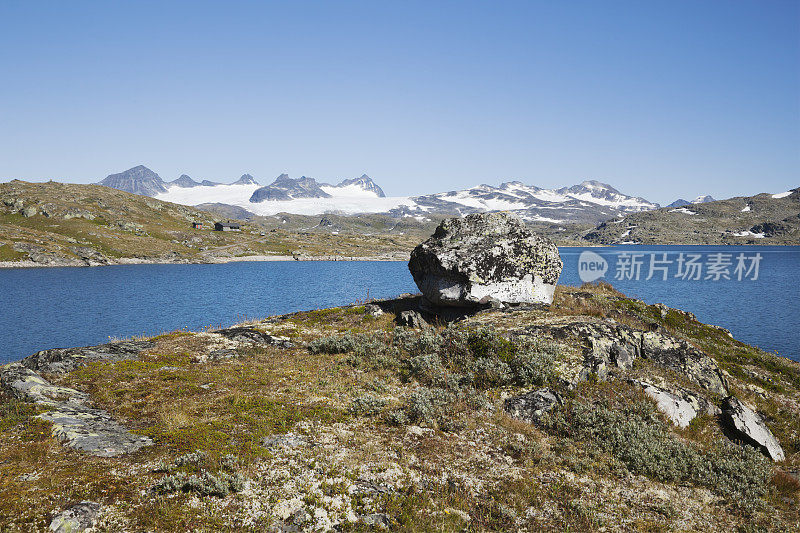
(0, 245), (798, 363)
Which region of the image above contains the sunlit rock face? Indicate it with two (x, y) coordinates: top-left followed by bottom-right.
(408, 212), (563, 307)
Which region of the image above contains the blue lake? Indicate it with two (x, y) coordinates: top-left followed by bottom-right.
(0, 245), (798, 364)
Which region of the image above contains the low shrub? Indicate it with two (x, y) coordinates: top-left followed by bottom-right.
(546, 400), (772, 510)
(349, 394), (388, 417)
(152, 471), (246, 497)
(310, 326), (559, 429)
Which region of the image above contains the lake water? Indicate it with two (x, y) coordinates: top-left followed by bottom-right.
(0, 245), (798, 364)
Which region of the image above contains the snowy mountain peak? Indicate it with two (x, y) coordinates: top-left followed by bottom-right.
(692, 195), (715, 204)
(330, 175), (386, 198)
(231, 174), (259, 186)
(249, 175), (331, 202)
(171, 174), (202, 188)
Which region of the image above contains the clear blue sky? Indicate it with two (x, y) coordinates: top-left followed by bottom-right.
(0, 0), (797, 204)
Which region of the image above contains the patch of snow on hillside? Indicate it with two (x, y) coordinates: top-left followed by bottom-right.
(566, 192), (651, 209)
(741, 205), (751, 212)
(733, 231), (765, 238)
(772, 191), (792, 199)
(669, 208), (697, 215)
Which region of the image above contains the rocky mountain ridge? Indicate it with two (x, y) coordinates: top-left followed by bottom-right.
(585, 188), (800, 245)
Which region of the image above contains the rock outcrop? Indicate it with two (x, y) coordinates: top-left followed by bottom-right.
(21, 340), (155, 374)
(0, 364), (152, 457)
(408, 213), (563, 307)
(630, 379), (720, 428)
(721, 396), (785, 461)
(519, 318), (729, 395)
(215, 326), (294, 347)
(49, 501), (101, 533)
(504, 388), (563, 424)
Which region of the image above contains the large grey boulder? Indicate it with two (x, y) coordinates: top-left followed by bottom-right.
(408, 213), (562, 307)
(721, 396), (785, 462)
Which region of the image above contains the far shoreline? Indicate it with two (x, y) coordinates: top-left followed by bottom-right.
(0, 253), (412, 269)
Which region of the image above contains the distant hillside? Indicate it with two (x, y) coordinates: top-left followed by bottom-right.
(584, 188), (800, 245)
(0, 181), (422, 266)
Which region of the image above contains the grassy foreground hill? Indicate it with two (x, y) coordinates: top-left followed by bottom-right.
(0, 181), (424, 265)
(584, 188), (800, 245)
(0, 283), (798, 531)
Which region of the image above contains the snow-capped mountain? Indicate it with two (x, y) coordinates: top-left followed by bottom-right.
(98, 166), (660, 223)
(692, 195), (715, 204)
(666, 195), (716, 208)
(249, 174), (332, 202)
(396, 180), (658, 224)
(231, 174), (259, 186)
(326, 175), (386, 198)
(171, 174), (202, 188)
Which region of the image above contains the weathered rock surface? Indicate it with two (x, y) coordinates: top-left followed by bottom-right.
(1, 364), (152, 457)
(397, 310), (427, 329)
(504, 388), (563, 424)
(408, 213), (563, 307)
(721, 396), (785, 461)
(630, 379), (720, 428)
(215, 326), (294, 347)
(49, 501), (101, 533)
(21, 340), (155, 374)
(364, 304), (384, 317)
(519, 318), (728, 395)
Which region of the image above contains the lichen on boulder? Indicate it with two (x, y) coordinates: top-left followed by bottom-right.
(408, 212), (563, 307)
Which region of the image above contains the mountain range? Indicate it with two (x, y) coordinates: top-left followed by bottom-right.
(665, 195), (716, 209)
(96, 166), (665, 224)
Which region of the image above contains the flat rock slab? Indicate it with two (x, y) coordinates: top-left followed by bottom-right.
(630, 379), (720, 428)
(49, 501), (101, 533)
(215, 326), (294, 347)
(721, 396), (785, 462)
(21, 340), (155, 374)
(1, 364), (152, 457)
